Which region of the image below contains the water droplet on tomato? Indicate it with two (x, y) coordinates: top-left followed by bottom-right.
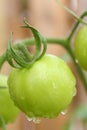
(73, 87), (77, 97)
(75, 59), (78, 63)
(26, 116), (41, 124)
(61, 109), (67, 115)
(26, 116), (32, 121)
(32, 117), (41, 124)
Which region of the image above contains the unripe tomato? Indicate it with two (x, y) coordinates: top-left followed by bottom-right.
(8, 54), (76, 118)
(0, 75), (19, 126)
(75, 26), (87, 70)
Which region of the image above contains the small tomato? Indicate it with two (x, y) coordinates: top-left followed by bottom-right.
(75, 26), (87, 70)
(8, 54), (76, 118)
(0, 74), (19, 126)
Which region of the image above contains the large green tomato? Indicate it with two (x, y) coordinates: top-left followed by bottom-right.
(0, 75), (19, 126)
(75, 26), (87, 70)
(8, 54), (76, 119)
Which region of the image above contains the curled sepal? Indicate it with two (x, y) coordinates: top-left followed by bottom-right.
(6, 22), (47, 68)
(6, 34), (21, 68)
(22, 20), (47, 61)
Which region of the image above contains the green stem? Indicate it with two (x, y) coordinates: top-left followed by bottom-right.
(16, 44), (32, 60)
(15, 37), (67, 48)
(0, 116), (6, 130)
(56, 0), (87, 26)
(68, 11), (87, 41)
(0, 53), (6, 70)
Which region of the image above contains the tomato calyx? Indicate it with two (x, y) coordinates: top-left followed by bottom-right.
(6, 21), (47, 69)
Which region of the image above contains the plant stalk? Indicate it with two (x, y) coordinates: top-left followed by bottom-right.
(0, 53), (6, 70)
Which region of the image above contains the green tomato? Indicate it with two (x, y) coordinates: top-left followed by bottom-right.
(8, 54), (76, 118)
(0, 74), (19, 126)
(75, 26), (87, 70)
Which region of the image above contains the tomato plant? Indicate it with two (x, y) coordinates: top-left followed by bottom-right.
(0, 2), (87, 130)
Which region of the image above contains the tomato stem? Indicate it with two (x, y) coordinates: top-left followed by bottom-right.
(56, 0), (87, 26)
(0, 53), (6, 70)
(68, 11), (87, 41)
(15, 37), (68, 48)
(0, 116), (6, 130)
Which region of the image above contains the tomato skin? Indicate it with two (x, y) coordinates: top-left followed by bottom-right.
(75, 26), (87, 70)
(0, 75), (19, 126)
(8, 54), (76, 118)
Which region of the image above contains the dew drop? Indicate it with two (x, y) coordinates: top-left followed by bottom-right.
(26, 116), (41, 124)
(73, 87), (77, 97)
(32, 117), (41, 124)
(61, 109), (67, 115)
(26, 116), (33, 122)
(75, 59), (78, 63)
